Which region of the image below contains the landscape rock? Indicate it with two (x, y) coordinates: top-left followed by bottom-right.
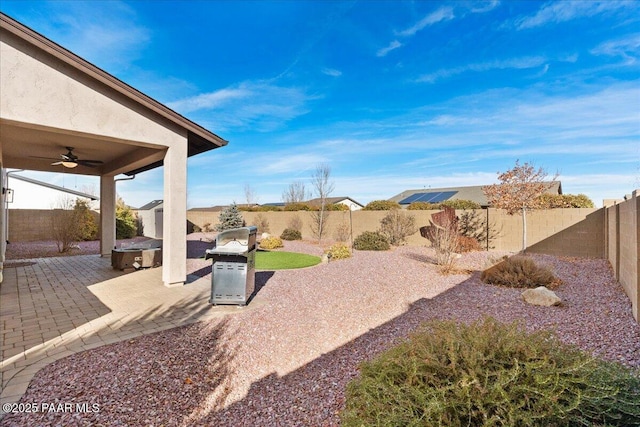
(522, 286), (561, 306)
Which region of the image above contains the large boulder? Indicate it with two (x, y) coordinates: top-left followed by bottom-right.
(522, 286), (561, 307)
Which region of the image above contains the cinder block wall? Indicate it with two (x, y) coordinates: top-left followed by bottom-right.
(8, 209), (100, 242)
(187, 208), (603, 254)
(605, 191), (639, 321)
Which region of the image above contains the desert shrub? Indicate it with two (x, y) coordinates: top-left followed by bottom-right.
(341, 317), (640, 427)
(379, 209), (416, 246)
(353, 231), (390, 251)
(333, 222), (351, 242)
(254, 213), (270, 234)
(259, 236), (283, 250)
(439, 199), (482, 209)
(457, 235), (482, 252)
(287, 215), (303, 232)
(256, 205), (282, 212)
(363, 200), (401, 210)
(457, 209), (501, 250)
(481, 255), (557, 288)
(284, 202), (315, 211)
(423, 212), (460, 273)
(216, 203), (245, 231)
(326, 242), (351, 260)
(407, 201), (438, 210)
(202, 223), (214, 233)
(280, 228), (302, 240)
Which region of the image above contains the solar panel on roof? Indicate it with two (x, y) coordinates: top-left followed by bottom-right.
(429, 191), (458, 203)
(399, 191), (459, 204)
(398, 193), (426, 204)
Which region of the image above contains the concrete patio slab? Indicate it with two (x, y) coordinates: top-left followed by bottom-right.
(1, 254), (261, 411)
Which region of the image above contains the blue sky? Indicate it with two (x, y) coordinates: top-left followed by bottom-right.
(2, 0), (639, 209)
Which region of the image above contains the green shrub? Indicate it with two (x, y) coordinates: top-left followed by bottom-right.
(116, 199), (137, 239)
(341, 317), (640, 427)
(280, 228), (302, 240)
(440, 199), (481, 209)
(537, 193), (595, 208)
(353, 231), (390, 251)
(73, 199), (98, 241)
(327, 203), (350, 211)
(256, 204), (283, 212)
(259, 236), (283, 250)
(326, 242), (351, 260)
(481, 255), (557, 288)
(284, 202), (315, 211)
(363, 200), (401, 210)
(407, 201), (438, 210)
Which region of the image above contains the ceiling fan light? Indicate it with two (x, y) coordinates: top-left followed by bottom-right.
(62, 161), (78, 168)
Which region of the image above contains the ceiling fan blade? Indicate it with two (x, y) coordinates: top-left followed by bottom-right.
(51, 161), (64, 166)
(30, 155), (60, 161)
(77, 160), (102, 167)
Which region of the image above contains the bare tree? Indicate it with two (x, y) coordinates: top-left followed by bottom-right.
(482, 160), (557, 252)
(244, 183), (259, 206)
(310, 164), (335, 242)
(282, 181), (308, 204)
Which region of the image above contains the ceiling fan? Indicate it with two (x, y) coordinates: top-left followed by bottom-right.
(38, 147), (104, 169)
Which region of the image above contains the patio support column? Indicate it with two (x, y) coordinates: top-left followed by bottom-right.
(0, 158), (5, 284)
(162, 143), (187, 287)
(100, 174), (116, 257)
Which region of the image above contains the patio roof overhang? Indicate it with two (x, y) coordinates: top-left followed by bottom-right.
(0, 12), (227, 287)
(0, 12), (227, 177)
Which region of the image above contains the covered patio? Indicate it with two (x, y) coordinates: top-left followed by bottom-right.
(0, 12), (227, 287)
(0, 252), (266, 408)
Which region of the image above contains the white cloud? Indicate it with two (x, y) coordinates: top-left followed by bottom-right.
(470, 0), (501, 14)
(396, 6), (455, 37)
(591, 33), (640, 64)
(321, 68), (343, 77)
(167, 81), (317, 132)
(376, 40), (403, 57)
(417, 56), (547, 83)
(515, 0), (636, 30)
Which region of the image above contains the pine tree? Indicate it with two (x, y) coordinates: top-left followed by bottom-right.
(216, 202), (245, 231)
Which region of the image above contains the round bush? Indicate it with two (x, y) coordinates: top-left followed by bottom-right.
(341, 317), (640, 427)
(353, 231), (390, 251)
(363, 200), (401, 210)
(481, 256), (558, 288)
(259, 236), (283, 250)
(326, 243), (351, 260)
(280, 228), (302, 241)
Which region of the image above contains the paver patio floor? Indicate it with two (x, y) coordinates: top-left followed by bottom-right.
(0, 254), (258, 410)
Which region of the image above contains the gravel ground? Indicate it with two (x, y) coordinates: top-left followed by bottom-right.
(3, 241), (640, 427)
(4, 237), (152, 260)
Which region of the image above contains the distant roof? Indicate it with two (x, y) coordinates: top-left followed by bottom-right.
(136, 200), (163, 210)
(306, 197), (364, 207)
(188, 203), (259, 212)
(389, 182), (562, 207)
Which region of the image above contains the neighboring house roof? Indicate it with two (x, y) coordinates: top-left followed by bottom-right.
(136, 200), (164, 210)
(262, 202), (286, 207)
(188, 204), (258, 212)
(306, 197), (364, 207)
(390, 182), (562, 208)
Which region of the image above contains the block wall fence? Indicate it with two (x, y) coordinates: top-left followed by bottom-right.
(7, 197), (639, 321)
